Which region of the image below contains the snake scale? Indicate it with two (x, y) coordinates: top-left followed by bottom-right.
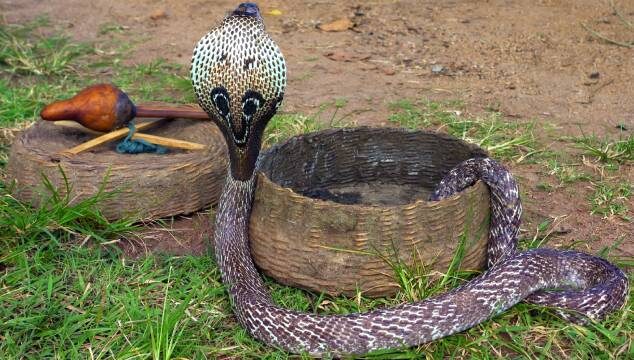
(190, 3), (628, 356)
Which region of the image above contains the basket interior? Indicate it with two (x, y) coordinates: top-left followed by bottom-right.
(257, 127), (487, 206)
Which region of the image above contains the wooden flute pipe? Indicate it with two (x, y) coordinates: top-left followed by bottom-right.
(134, 105), (210, 120)
(40, 83), (209, 132)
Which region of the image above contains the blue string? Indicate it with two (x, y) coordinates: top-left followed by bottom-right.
(116, 121), (168, 155)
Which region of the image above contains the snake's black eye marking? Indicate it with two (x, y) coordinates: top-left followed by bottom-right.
(243, 99), (258, 116)
(242, 90), (264, 117)
(211, 87), (231, 117)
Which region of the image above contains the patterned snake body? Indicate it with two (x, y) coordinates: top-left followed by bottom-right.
(191, 3), (628, 356)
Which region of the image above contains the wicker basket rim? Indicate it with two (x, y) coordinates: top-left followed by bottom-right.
(256, 126), (489, 211)
(255, 173), (486, 211)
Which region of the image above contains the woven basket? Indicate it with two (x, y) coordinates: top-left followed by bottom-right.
(251, 127), (490, 297)
(6, 119), (227, 220)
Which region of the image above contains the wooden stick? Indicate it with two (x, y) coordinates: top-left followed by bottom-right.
(581, 22), (634, 48)
(135, 105), (209, 120)
(55, 121), (206, 151)
(61, 120), (163, 156)
(130, 133), (206, 150)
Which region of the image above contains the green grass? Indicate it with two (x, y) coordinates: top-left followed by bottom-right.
(0, 78), (83, 126)
(545, 159), (591, 185)
(537, 134), (631, 221)
(571, 133), (634, 165)
(0, 18), (87, 126)
(520, 218), (557, 250)
(263, 113), (327, 148)
(2, 178), (630, 358)
(388, 99), (537, 161)
(0, 172), (138, 248)
(0, 17), (92, 76)
(589, 181), (632, 221)
(263, 99), (353, 147)
(110, 59), (195, 104)
(0, 16), (632, 360)
(98, 23), (128, 36)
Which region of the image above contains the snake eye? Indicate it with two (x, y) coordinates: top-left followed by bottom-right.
(242, 90), (265, 117)
(243, 98), (259, 116)
(211, 87), (231, 117)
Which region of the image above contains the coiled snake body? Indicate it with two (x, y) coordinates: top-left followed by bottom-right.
(191, 3), (628, 356)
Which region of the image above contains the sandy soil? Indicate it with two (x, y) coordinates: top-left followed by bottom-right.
(2, 0), (632, 257)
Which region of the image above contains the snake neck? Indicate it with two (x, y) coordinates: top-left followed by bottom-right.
(214, 173), (272, 303)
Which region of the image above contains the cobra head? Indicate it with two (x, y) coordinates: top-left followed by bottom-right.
(191, 2), (286, 180)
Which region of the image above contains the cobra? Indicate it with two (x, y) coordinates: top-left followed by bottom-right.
(191, 3), (628, 356)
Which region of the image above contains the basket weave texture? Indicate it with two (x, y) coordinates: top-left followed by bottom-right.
(251, 127), (490, 297)
(7, 119), (227, 220)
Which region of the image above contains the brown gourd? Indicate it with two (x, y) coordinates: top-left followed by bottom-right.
(40, 83), (209, 132)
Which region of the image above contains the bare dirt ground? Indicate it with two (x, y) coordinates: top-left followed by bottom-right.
(3, 0), (632, 257)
